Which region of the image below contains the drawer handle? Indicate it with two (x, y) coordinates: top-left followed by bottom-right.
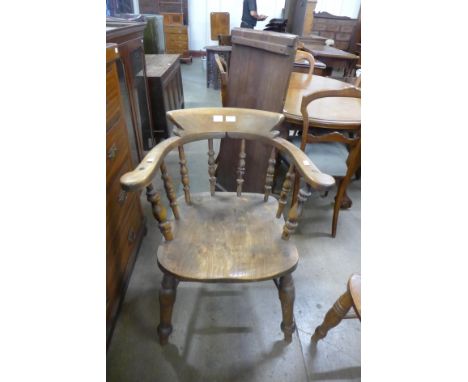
(108, 144), (118, 160)
(128, 229), (136, 244)
(118, 190), (128, 205)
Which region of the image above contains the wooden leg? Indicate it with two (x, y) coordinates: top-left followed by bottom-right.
(332, 142), (361, 237)
(158, 273), (178, 345)
(278, 273), (296, 343)
(311, 289), (353, 342)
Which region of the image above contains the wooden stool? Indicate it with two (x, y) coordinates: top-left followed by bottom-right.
(312, 274), (361, 342)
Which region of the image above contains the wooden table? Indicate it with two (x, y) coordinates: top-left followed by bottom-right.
(284, 72), (361, 128)
(145, 54), (185, 141)
(301, 43), (359, 77)
(205, 45), (232, 90)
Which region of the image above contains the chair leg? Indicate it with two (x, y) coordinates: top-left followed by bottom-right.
(332, 176), (352, 237)
(278, 273), (296, 343)
(311, 289), (353, 342)
(332, 142), (361, 237)
(158, 273), (178, 345)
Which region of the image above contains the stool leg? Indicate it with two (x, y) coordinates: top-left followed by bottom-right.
(311, 289), (353, 342)
(158, 273), (178, 345)
(278, 273), (296, 343)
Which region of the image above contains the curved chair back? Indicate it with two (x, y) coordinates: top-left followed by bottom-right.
(120, 108), (335, 242)
(294, 50), (316, 75)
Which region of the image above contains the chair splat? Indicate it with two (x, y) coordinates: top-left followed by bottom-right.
(236, 139), (246, 196)
(264, 147), (276, 202)
(178, 145), (191, 204)
(208, 139), (216, 196)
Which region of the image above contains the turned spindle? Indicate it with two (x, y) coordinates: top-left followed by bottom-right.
(178, 145), (191, 204)
(146, 184), (173, 241)
(208, 139), (216, 196)
(264, 147), (276, 202)
(282, 201), (298, 240)
(276, 164), (295, 218)
(236, 139), (246, 196)
(160, 160), (180, 220)
(296, 184), (312, 217)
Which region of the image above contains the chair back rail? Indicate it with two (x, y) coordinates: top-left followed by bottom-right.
(294, 50), (315, 75)
(120, 108), (335, 241)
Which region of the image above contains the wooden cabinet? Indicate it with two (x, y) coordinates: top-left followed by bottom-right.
(163, 21), (189, 55)
(107, 22), (155, 157)
(145, 54), (185, 140)
(106, 44), (146, 345)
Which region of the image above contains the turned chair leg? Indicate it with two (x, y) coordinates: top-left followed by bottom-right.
(311, 289), (353, 342)
(278, 273), (296, 343)
(332, 176), (353, 237)
(158, 273), (179, 345)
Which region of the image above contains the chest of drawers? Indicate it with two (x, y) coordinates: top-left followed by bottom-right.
(106, 44), (146, 345)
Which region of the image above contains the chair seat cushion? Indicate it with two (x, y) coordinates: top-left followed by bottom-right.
(157, 192), (298, 282)
(292, 136), (348, 177)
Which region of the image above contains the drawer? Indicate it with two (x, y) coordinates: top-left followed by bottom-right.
(166, 33), (188, 43)
(106, 117), (130, 183)
(166, 40), (188, 52)
(106, 64), (121, 126)
(106, 160), (138, 238)
(162, 13), (184, 25)
(106, 194), (143, 319)
(164, 25), (187, 34)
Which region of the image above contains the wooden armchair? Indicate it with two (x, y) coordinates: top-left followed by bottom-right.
(292, 87), (361, 237)
(120, 107), (335, 345)
(312, 274), (361, 342)
(294, 50), (316, 75)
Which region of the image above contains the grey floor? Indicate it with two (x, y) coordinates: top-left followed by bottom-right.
(107, 58), (361, 382)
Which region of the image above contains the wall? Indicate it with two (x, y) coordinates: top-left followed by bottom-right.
(188, 0), (285, 51)
(312, 12), (357, 50)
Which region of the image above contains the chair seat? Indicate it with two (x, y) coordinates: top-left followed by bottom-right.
(292, 136), (348, 177)
(157, 192), (299, 282)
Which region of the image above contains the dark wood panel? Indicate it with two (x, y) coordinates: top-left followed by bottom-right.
(146, 54), (184, 140)
(216, 29), (298, 192)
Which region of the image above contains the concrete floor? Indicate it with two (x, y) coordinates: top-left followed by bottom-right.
(107, 58), (361, 381)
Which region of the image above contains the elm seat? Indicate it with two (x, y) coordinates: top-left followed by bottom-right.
(158, 192), (299, 282)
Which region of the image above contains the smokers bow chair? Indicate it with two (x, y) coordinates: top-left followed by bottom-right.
(120, 108), (335, 345)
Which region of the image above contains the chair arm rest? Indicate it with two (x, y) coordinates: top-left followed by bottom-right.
(120, 136), (182, 191)
(273, 137), (335, 190)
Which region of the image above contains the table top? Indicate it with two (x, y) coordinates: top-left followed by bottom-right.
(204, 45), (232, 52)
(145, 54), (180, 77)
(302, 43), (359, 60)
(294, 59), (327, 70)
(283, 72), (361, 128)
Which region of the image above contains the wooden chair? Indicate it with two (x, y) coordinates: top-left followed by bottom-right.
(218, 34), (232, 46)
(214, 53), (228, 106)
(292, 87), (361, 237)
(311, 274), (361, 342)
(294, 50), (316, 75)
(120, 107), (335, 345)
